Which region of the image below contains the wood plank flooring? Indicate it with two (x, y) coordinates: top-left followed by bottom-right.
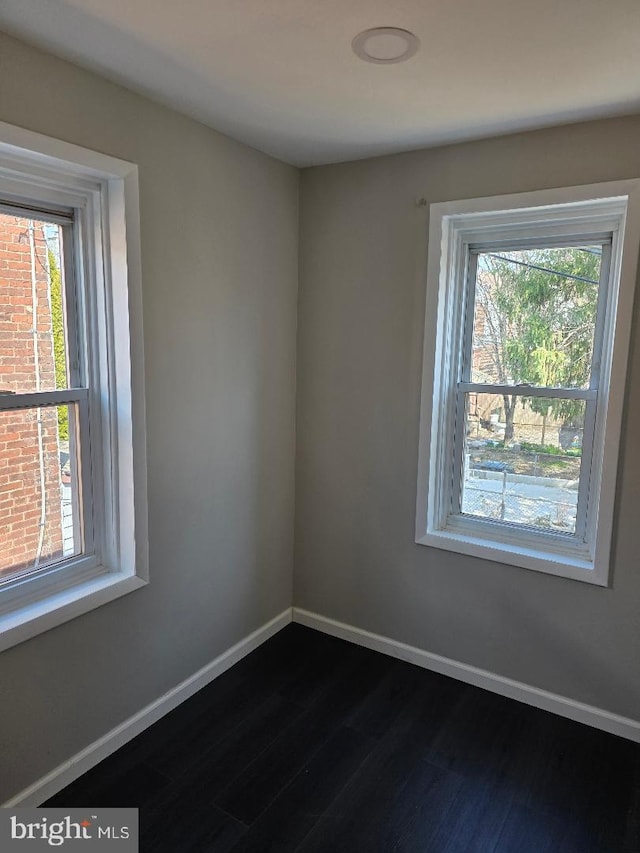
(45, 624), (640, 852)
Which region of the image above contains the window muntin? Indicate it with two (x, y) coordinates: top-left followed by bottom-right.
(416, 185), (640, 584)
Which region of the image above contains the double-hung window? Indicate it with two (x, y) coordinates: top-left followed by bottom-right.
(416, 182), (640, 584)
(0, 121), (147, 649)
(0, 207), (93, 580)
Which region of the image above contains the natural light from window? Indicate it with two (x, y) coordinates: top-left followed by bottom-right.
(460, 246), (602, 536)
(415, 183), (640, 584)
(0, 214), (82, 584)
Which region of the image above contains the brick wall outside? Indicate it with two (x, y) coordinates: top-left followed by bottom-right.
(0, 213), (64, 577)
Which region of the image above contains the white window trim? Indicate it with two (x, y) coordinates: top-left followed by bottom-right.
(415, 180), (640, 585)
(0, 121), (148, 650)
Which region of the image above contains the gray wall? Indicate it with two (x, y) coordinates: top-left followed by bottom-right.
(0, 32), (298, 802)
(296, 116), (640, 721)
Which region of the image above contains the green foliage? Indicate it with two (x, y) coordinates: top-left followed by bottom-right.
(490, 248), (598, 383)
(535, 456), (570, 470)
(475, 246), (600, 439)
(519, 441), (581, 458)
(48, 249), (69, 441)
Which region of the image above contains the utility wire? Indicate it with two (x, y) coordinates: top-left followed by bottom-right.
(486, 253), (600, 286)
(578, 247), (602, 257)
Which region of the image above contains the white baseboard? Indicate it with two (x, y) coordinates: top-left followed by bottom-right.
(4, 608), (292, 807)
(7, 603), (637, 807)
(293, 607), (640, 743)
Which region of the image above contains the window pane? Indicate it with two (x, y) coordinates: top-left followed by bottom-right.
(471, 246), (601, 388)
(0, 404), (81, 582)
(0, 213), (69, 394)
(460, 393), (586, 534)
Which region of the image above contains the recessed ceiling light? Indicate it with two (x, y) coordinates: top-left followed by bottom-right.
(352, 27), (420, 65)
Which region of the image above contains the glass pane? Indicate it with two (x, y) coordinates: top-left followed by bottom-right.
(0, 213), (70, 394)
(461, 393), (586, 534)
(471, 246), (601, 389)
(0, 404), (81, 582)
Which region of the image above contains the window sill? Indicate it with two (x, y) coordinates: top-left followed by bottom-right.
(417, 527), (607, 586)
(0, 570), (148, 652)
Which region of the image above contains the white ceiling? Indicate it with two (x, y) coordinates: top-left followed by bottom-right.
(2, 0), (640, 166)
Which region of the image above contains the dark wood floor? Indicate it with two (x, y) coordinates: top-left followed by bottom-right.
(46, 624), (640, 852)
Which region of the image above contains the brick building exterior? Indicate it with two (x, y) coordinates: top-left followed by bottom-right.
(0, 213), (64, 577)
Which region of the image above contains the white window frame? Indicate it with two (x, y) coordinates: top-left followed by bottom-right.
(0, 121), (148, 650)
(415, 181), (640, 585)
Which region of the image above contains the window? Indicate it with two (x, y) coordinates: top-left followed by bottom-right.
(415, 182), (640, 584)
(0, 121), (147, 650)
